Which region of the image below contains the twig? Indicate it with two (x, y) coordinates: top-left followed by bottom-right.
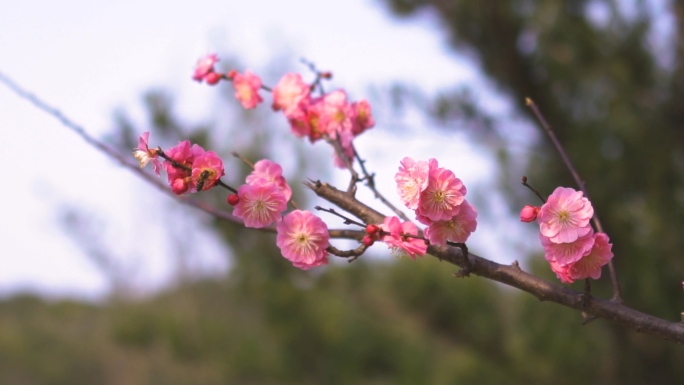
(354, 147), (410, 221)
(521, 175), (546, 204)
(0, 71), (243, 225)
(315, 206), (366, 227)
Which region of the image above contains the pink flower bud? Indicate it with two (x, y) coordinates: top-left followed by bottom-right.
(205, 72), (222, 85)
(362, 235), (375, 247)
(227, 194), (240, 206)
(520, 205), (540, 222)
(365, 224), (379, 235)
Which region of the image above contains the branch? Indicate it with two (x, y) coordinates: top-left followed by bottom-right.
(0, 71), (244, 227)
(6, 70), (683, 344)
(307, 180), (684, 344)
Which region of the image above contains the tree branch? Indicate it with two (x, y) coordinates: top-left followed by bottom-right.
(307, 181), (684, 344)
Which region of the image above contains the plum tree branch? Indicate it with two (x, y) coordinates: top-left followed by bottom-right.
(5, 70), (683, 344)
(306, 180), (684, 344)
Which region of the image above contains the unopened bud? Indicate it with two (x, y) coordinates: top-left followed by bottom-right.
(227, 193), (240, 206)
(205, 72), (222, 85)
(520, 205), (540, 222)
(366, 224), (379, 235)
(362, 235), (374, 247)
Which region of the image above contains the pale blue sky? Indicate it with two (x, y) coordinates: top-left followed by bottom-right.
(0, 0), (527, 300)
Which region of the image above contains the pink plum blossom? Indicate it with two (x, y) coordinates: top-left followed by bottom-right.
(395, 157), (430, 210)
(379, 216), (428, 259)
(421, 200), (478, 245)
(190, 151), (225, 192)
(192, 54), (219, 82)
(540, 230), (595, 266)
(417, 159), (466, 221)
(318, 89), (353, 139)
(549, 259), (574, 284)
(538, 187), (594, 243)
(286, 106), (312, 139)
(132, 132), (161, 176)
(276, 210), (330, 270)
(351, 99), (375, 136)
(520, 205), (540, 223)
(232, 70), (263, 109)
(163, 141), (205, 195)
(246, 159), (292, 201)
(272, 73), (311, 116)
(232, 182), (288, 228)
(569, 232), (614, 280)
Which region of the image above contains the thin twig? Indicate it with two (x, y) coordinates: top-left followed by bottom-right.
(315, 206), (366, 228)
(0, 71), (243, 224)
(354, 146), (410, 221)
(526, 97), (622, 303)
(521, 175), (546, 204)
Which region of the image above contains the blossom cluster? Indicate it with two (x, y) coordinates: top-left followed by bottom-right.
(521, 187), (614, 284)
(134, 131), (330, 270)
(375, 157), (477, 258)
(272, 74), (375, 168)
(192, 54), (375, 168)
(134, 132), (225, 195)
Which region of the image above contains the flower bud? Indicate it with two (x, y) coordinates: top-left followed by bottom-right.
(520, 205), (540, 222)
(205, 72), (222, 85)
(227, 193), (240, 206)
(366, 224), (379, 235)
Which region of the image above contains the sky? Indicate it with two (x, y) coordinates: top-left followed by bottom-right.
(0, 0), (530, 300)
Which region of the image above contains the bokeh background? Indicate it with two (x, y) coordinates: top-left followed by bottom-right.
(2, 0), (684, 383)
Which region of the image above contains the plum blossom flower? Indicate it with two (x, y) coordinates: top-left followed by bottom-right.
(351, 99), (375, 136)
(540, 230), (595, 266)
(190, 151), (225, 192)
(569, 232), (613, 280)
(549, 259), (574, 284)
(232, 70), (263, 109)
(276, 210), (330, 270)
(132, 132), (161, 176)
(395, 157), (430, 210)
(272, 73), (311, 116)
(520, 205), (540, 222)
(538, 187), (594, 243)
(417, 159), (466, 222)
(379, 216), (427, 259)
(246, 159), (292, 201)
(192, 54), (219, 82)
(163, 141), (205, 195)
(232, 182), (288, 228)
(318, 89), (353, 139)
(421, 200), (478, 245)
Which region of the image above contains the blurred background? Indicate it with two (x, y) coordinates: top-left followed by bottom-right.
(2, 0), (684, 383)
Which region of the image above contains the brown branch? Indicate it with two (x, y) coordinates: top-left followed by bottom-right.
(307, 180), (684, 344)
(8, 70), (682, 343)
(0, 71), (244, 226)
